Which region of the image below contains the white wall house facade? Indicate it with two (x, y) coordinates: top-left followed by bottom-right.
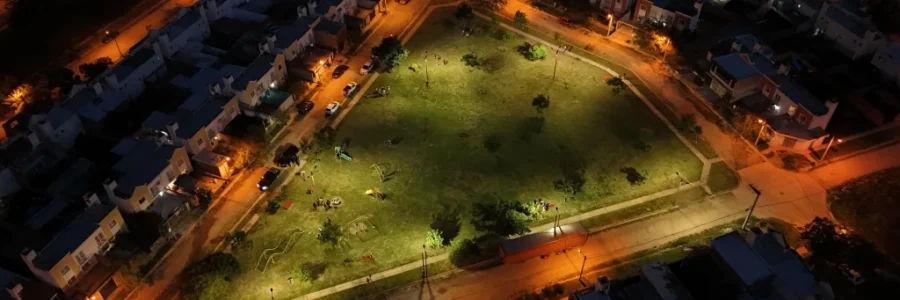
(813, 1), (886, 59)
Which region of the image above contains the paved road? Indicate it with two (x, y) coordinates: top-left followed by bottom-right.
(67, 0), (196, 72)
(807, 142), (900, 189)
(126, 1), (426, 299)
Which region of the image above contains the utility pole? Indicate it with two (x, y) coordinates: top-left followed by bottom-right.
(554, 207), (560, 237)
(741, 185), (762, 230)
(106, 31), (124, 58)
(421, 244), (427, 282)
(424, 51), (430, 87)
(820, 135), (842, 162)
(578, 255), (587, 282)
(606, 14), (614, 36)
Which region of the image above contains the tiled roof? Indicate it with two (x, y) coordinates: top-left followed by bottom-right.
(274, 16), (316, 49)
(232, 54), (276, 90)
(711, 231), (775, 288)
(826, 5), (867, 37)
(32, 204), (114, 270)
(714, 53), (761, 80)
(651, 0), (698, 16)
(111, 138), (177, 195)
(314, 17), (344, 35)
(110, 48), (158, 81)
(771, 75), (828, 115)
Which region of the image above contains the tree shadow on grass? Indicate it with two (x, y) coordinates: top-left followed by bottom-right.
(431, 206), (462, 246)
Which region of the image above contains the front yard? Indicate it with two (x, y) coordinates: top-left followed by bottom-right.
(225, 7), (703, 299)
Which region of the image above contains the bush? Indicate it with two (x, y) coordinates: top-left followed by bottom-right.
(461, 52), (481, 67)
(518, 43), (547, 61)
(181, 253), (241, 300)
(426, 229), (445, 249)
(449, 238), (482, 266)
(292, 262), (327, 282)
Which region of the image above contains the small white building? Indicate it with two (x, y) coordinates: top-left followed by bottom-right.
(872, 43), (900, 82)
(812, 0), (886, 60)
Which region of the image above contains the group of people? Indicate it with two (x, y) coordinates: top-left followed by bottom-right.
(312, 197), (342, 211)
(533, 198), (554, 211)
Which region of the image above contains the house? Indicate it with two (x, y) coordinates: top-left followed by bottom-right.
(594, 0), (637, 18)
(191, 150), (233, 178)
(58, 83), (127, 126)
(871, 43), (900, 82)
(19, 199), (125, 292)
(201, 0), (247, 22)
(141, 96), (240, 155)
(0, 267), (64, 300)
(314, 17), (349, 52)
(27, 106), (84, 148)
(137, 7), (211, 58)
(311, 0), (359, 23)
(103, 138), (192, 214)
(707, 35), (839, 151)
(812, 0), (886, 59)
(261, 16), (318, 61)
(0, 167), (19, 199)
(229, 54), (288, 109)
(289, 46), (335, 83)
(100, 46), (167, 100)
(631, 0), (703, 31)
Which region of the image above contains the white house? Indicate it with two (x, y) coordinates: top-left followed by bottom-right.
(141, 96), (241, 154)
(27, 107), (84, 148)
(813, 0), (886, 59)
(139, 7), (211, 58)
(872, 43), (900, 81)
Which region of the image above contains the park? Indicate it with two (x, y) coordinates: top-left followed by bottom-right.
(222, 6), (704, 299)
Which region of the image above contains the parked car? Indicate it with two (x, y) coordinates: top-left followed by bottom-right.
(332, 65), (349, 78)
(325, 101), (341, 117)
(343, 82), (359, 97)
(296, 100), (314, 116)
(557, 17), (574, 28)
(257, 168), (281, 191)
(274, 144), (300, 167)
(361, 60), (374, 74)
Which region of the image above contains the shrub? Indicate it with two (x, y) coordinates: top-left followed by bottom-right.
(426, 229), (445, 249)
(461, 52), (481, 67)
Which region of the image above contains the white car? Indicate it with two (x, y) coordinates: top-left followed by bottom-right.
(360, 60), (374, 74)
(325, 101), (341, 116)
(343, 82), (359, 97)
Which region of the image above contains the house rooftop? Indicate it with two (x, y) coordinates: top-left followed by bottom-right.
(24, 196), (72, 231)
(798, 0), (823, 11)
(315, 0), (345, 15)
(166, 10), (202, 39)
(711, 231), (775, 288)
(274, 16), (316, 49)
(770, 75), (828, 115)
(46, 159), (95, 198)
(32, 204), (115, 270)
(651, 0), (698, 16)
(714, 53), (763, 80)
(62, 84), (127, 122)
(314, 17), (344, 35)
(44, 106), (76, 129)
(749, 231), (820, 298)
(147, 191), (188, 218)
(110, 47), (158, 81)
(111, 138), (178, 195)
(875, 43), (900, 65)
(170, 64), (244, 110)
(826, 5), (868, 38)
(232, 54), (276, 90)
(0, 267), (60, 300)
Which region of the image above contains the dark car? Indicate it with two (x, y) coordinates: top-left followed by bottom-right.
(274, 144), (300, 167)
(296, 100), (314, 116)
(257, 168), (281, 191)
(332, 65), (350, 78)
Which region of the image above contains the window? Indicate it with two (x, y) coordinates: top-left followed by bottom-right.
(762, 85), (773, 96)
(797, 114), (808, 124)
(774, 93), (782, 103)
(109, 219), (118, 230)
(138, 196), (146, 205)
(60, 265), (71, 276)
(95, 232), (107, 245)
(788, 105), (797, 116)
(75, 251), (88, 265)
(278, 65), (283, 70)
(197, 138), (204, 146)
(177, 159), (185, 167)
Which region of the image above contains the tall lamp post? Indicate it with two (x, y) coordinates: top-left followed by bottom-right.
(820, 135), (842, 162)
(754, 119), (767, 145)
(551, 45), (564, 82)
(424, 51), (430, 87)
(106, 30), (124, 58)
(606, 14), (614, 36)
(741, 184), (762, 230)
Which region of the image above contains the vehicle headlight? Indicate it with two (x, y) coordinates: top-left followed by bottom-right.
(262, 186), (268, 190)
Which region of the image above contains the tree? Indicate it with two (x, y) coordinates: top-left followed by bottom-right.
(224, 231), (251, 251)
(514, 10), (528, 29)
(471, 199), (535, 237)
(317, 218), (343, 247)
(676, 114), (702, 137)
(732, 113), (762, 141)
(800, 217), (884, 274)
(469, 0), (507, 12)
(79, 57), (114, 81)
(525, 44), (547, 61)
(531, 94), (550, 114)
(605, 76), (625, 94)
(2, 84), (32, 114)
(426, 229), (445, 249)
(0, 76), (18, 100)
(181, 252), (241, 300)
(455, 3), (474, 19)
(461, 52), (481, 67)
(371, 37), (409, 72)
(122, 212), (164, 252)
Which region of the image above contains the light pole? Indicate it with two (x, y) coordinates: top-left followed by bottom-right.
(606, 14), (614, 36)
(819, 135), (842, 162)
(578, 255), (588, 282)
(552, 45), (564, 82)
(424, 51), (430, 87)
(106, 31), (124, 58)
(421, 244), (427, 282)
(754, 119), (767, 145)
(554, 206), (560, 237)
(741, 184), (762, 230)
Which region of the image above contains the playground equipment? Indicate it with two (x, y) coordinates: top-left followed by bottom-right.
(334, 146), (352, 161)
(255, 228), (304, 272)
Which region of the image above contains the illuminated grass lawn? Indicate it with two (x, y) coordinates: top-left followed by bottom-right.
(227, 8), (703, 299)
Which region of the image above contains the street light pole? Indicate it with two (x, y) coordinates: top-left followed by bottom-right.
(606, 14), (614, 37)
(106, 31), (124, 58)
(552, 45), (563, 82)
(421, 244), (427, 282)
(424, 51), (430, 87)
(741, 184), (762, 230)
(578, 255), (587, 282)
(754, 119), (766, 145)
(820, 135), (842, 162)
(554, 207), (560, 237)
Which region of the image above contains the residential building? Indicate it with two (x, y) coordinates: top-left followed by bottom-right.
(572, 227), (833, 300)
(19, 199), (125, 291)
(229, 54), (288, 109)
(812, 0), (886, 59)
(100, 46), (167, 100)
(310, 0), (359, 23)
(707, 35), (839, 151)
(137, 7), (211, 58)
(594, 0), (637, 18)
(261, 16), (318, 61)
(632, 0), (703, 31)
(201, 0), (247, 22)
(0, 267), (63, 300)
(27, 107), (84, 148)
(141, 96), (240, 154)
(313, 17), (349, 51)
(871, 43), (900, 81)
(0, 167), (20, 199)
(103, 138), (192, 214)
(58, 83), (128, 126)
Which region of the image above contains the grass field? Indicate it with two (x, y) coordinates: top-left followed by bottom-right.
(707, 162), (739, 194)
(226, 8), (703, 299)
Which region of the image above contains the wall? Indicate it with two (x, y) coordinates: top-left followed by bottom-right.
(871, 48), (900, 79)
(124, 147), (192, 212)
(236, 55), (287, 107)
(48, 254), (80, 289)
(284, 31), (315, 62)
(0, 167), (21, 198)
